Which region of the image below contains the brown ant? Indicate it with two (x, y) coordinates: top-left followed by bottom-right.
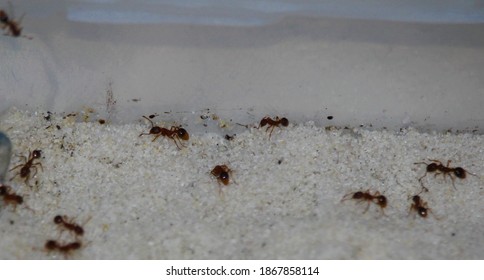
(211, 165), (233, 195)
(0, 184), (32, 212)
(139, 116), (189, 149)
(9, 149), (43, 185)
(341, 190), (387, 215)
(0, 6), (32, 39)
(258, 116), (289, 139)
(54, 215), (91, 238)
(414, 159), (477, 189)
(409, 190), (439, 220)
(44, 240), (82, 258)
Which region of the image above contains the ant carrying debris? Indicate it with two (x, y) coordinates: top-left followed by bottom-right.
(258, 116), (289, 139)
(211, 165), (234, 196)
(9, 149), (43, 185)
(139, 116), (189, 149)
(54, 215), (91, 238)
(409, 189), (439, 219)
(414, 159), (477, 189)
(211, 165), (232, 186)
(341, 190), (387, 215)
(0, 5), (32, 39)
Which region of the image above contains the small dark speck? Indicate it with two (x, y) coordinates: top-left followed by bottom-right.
(149, 114), (156, 119)
(98, 119), (106, 124)
(56, 125), (61, 130)
(277, 159), (283, 165)
(131, 98), (141, 102)
(327, 116), (333, 120)
(9, 220), (14, 225)
(451, 233), (456, 237)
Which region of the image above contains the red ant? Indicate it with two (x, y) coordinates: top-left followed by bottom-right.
(44, 240), (82, 258)
(258, 116), (289, 139)
(211, 165), (234, 196)
(341, 190), (387, 215)
(0, 184), (32, 212)
(414, 159), (477, 189)
(0, 5), (32, 39)
(409, 189), (439, 220)
(54, 215), (91, 238)
(9, 149), (43, 185)
(139, 116), (189, 149)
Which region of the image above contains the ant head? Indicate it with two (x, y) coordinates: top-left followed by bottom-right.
(54, 215), (63, 224)
(177, 128), (189, 141)
(376, 195), (387, 207)
(0, 186), (7, 195)
(219, 171), (230, 185)
(454, 167), (466, 179)
(427, 163), (438, 172)
(280, 118), (289, 127)
(32, 150), (42, 159)
(417, 207), (428, 218)
(412, 195), (421, 204)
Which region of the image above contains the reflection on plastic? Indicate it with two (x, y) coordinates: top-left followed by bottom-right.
(67, 0), (484, 25)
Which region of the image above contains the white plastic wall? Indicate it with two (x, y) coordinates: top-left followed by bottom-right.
(1, 0), (484, 132)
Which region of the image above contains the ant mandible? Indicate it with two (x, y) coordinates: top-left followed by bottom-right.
(0, 6), (32, 39)
(9, 149), (43, 185)
(341, 190), (387, 215)
(414, 159), (477, 189)
(258, 116), (289, 139)
(139, 116), (189, 149)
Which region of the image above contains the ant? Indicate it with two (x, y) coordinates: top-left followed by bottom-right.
(341, 190), (387, 215)
(0, 5), (32, 39)
(414, 159), (477, 189)
(44, 240), (82, 258)
(258, 116), (289, 139)
(54, 215), (91, 238)
(139, 116), (189, 149)
(409, 189), (439, 219)
(9, 149), (43, 185)
(211, 165), (233, 195)
(0, 184), (32, 212)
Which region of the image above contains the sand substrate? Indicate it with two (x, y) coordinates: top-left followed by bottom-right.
(0, 108), (482, 259)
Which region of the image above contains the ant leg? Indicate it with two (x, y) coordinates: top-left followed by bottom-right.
(450, 175), (457, 190)
(362, 201), (371, 214)
(9, 163), (24, 172)
(171, 138), (182, 150)
(9, 172), (20, 181)
(33, 162), (43, 172)
(268, 126), (275, 139)
(151, 134), (162, 142)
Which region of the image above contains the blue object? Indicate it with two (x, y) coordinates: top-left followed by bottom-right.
(0, 132), (12, 184)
